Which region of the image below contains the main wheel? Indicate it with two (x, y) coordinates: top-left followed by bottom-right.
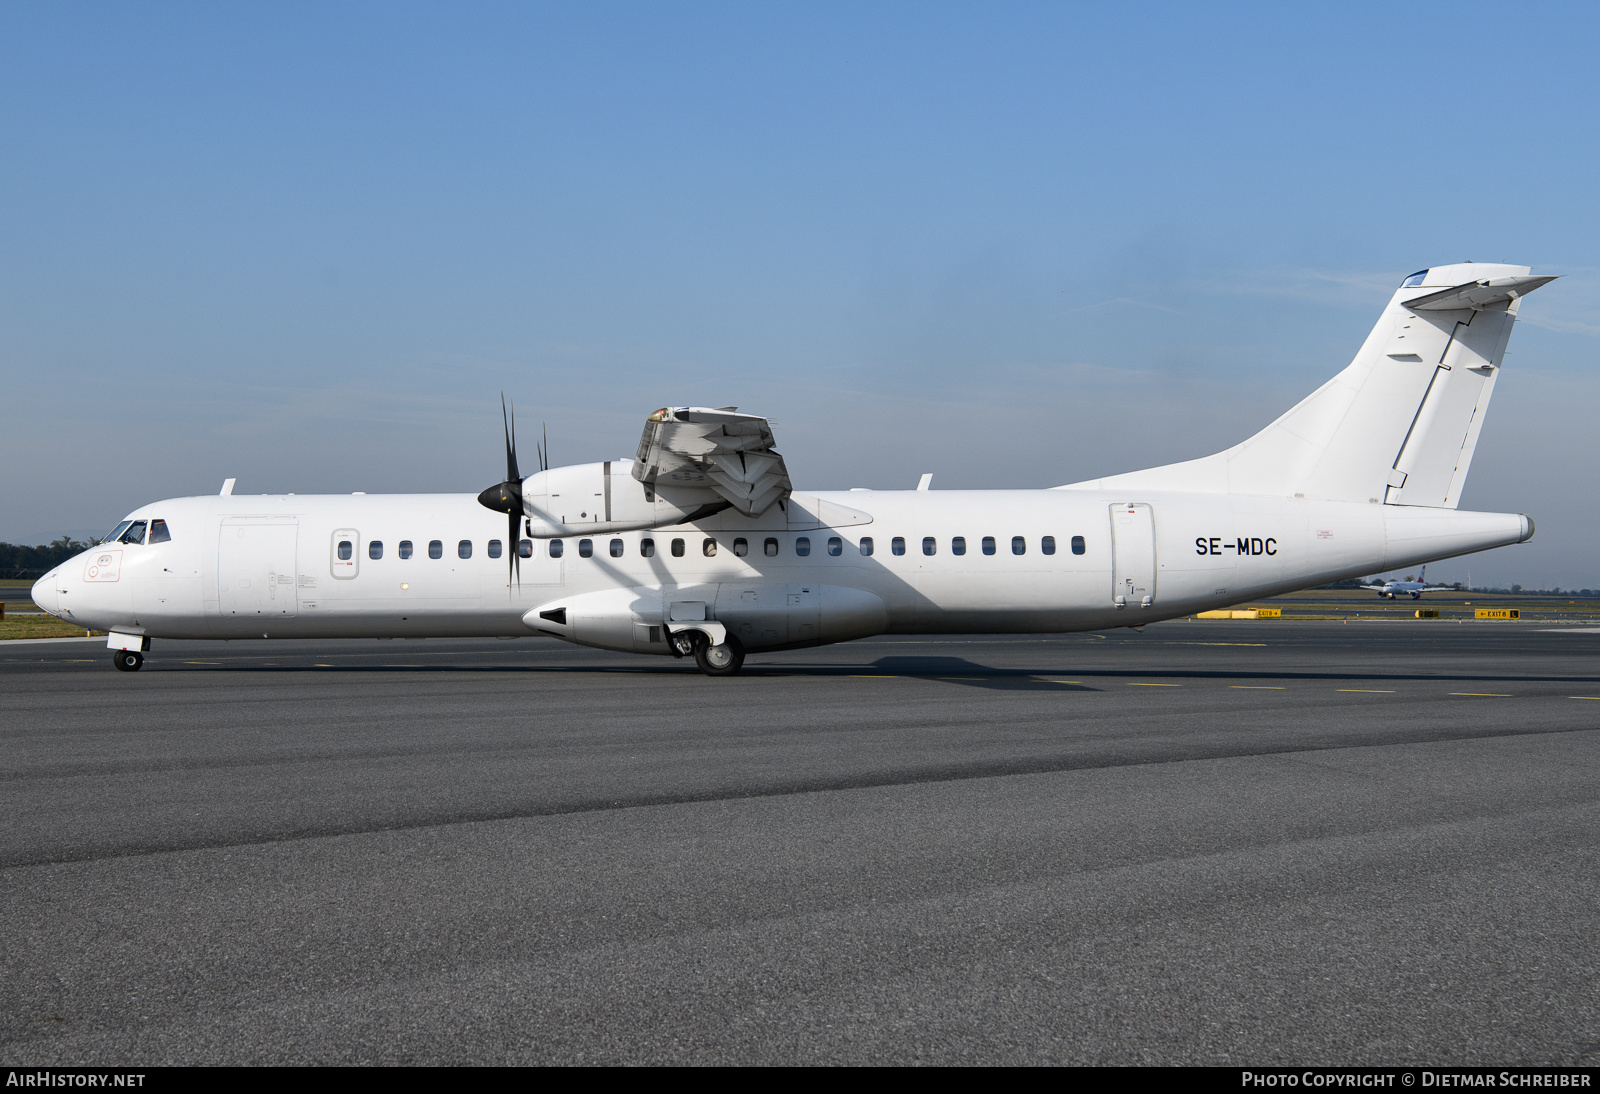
(113, 650), (144, 672)
(693, 635), (745, 676)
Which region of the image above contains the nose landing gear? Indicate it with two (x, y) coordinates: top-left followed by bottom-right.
(113, 650), (144, 672)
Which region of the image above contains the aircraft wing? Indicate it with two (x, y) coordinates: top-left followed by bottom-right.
(633, 406), (793, 517)
(1359, 584), (1387, 591)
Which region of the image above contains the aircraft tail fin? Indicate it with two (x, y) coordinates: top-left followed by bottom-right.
(1062, 262), (1554, 507)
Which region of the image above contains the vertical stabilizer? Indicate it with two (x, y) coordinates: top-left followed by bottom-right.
(1060, 263), (1554, 507)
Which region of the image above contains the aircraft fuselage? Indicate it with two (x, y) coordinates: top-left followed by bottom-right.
(35, 488), (1531, 653)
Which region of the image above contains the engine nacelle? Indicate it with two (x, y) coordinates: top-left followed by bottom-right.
(519, 460), (727, 537)
(525, 583), (888, 654)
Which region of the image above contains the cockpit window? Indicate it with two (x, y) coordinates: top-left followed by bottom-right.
(119, 521), (147, 544)
(103, 521), (134, 544)
(148, 519), (171, 544)
(1401, 270), (1428, 288)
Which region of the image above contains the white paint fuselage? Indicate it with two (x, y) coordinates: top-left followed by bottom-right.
(35, 488), (1531, 650)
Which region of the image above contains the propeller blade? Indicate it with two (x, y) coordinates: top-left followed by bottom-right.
(509, 511), (520, 588)
(502, 395), (521, 486)
(482, 394), (526, 592)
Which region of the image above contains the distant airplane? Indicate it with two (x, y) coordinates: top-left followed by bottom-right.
(1361, 565), (1453, 599)
(33, 261), (1552, 673)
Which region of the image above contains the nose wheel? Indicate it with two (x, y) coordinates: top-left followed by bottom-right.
(113, 650), (144, 672)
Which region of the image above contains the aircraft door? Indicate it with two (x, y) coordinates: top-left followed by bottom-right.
(218, 520), (299, 618)
(1110, 503), (1156, 609)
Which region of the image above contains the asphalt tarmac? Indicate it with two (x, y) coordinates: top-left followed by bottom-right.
(4, 621), (1600, 1065)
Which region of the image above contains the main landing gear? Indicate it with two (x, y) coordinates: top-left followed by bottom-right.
(672, 630), (746, 676)
(113, 650), (144, 672)
(696, 636), (745, 676)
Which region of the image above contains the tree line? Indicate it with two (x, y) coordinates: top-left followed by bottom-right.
(0, 537), (97, 579)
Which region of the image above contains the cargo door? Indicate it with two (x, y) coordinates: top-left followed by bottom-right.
(1110, 503), (1156, 609)
(218, 520), (299, 618)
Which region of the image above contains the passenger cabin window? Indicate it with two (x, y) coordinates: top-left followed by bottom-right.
(148, 519), (172, 544)
(764, 538), (778, 557)
(671, 538), (686, 557)
(488, 540), (503, 558)
(795, 537), (811, 557)
(1071, 535), (1086, 555)
(338, 540), (353, 561)
(458, 540), (472, 559)
(610, 538), (624, 557)
(1042, 536), (1056, 556)
(891, 537), (906, 556)
(922, 537), (936, 556)
(641, 538), (655, 558)
(428, 540), (443, 559)
(952, 536), (965, 556)
(982, 536), (996, 556)
(733, 538), (748, 557)
(369, 540), (383, 560)
(549, 539), (565, 558)
(400, 540), (413, 559)
(578, 539), (593, 558)
(1012, 536), (1026, 555)
(703, 538), (717, 557)
(518, 539), (533, 558)
(827, 536), (842, 556)
(120, 521), (147, 544)
(860, 537), (874, 556)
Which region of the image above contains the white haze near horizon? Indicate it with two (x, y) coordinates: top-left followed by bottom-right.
(2, 5), (1596, 588)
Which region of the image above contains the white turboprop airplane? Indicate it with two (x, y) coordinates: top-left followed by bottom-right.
(33, 261), (1551, 675)
(1361, 565), (1452, 599)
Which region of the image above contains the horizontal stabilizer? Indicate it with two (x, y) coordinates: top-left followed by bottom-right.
(1404, 275), (1556, 312)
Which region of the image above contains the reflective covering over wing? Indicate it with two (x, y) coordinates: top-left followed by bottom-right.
(632, 407), (793, 516)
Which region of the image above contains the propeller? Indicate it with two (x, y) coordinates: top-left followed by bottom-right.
(476, 395), (525, 587)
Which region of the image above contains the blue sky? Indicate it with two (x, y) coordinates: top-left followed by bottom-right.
(2, 3), (1596, 585)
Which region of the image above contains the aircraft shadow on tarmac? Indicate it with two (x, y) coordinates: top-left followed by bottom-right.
(137, 650), (1600, 691)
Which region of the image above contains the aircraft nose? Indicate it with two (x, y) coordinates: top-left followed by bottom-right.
(31, 571), (58, 615)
